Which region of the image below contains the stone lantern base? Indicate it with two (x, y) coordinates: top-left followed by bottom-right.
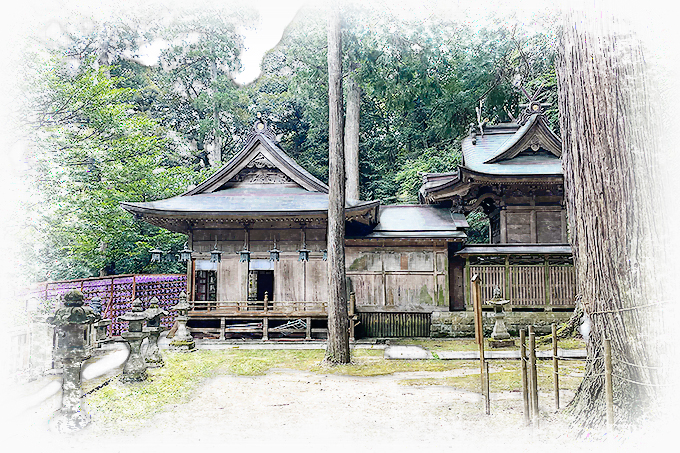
(49, 408), (91, 433)
(120, 331), (149, 382)
(488, 338), (516, 348)
(169, 338), (196, 351)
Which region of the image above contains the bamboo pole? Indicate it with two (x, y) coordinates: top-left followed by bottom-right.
(529, 325), (539, 427)
(552, 323), (560, 410)
(604, 338), (614, 430)
(520, 329), (530, 425)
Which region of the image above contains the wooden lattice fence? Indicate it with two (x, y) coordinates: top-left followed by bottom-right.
(26, 274), (187, 336)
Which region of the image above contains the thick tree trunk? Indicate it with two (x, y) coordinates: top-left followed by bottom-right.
(344, 75), (360, 201)
(556, 6), (669, 430)
(325, 4), (350, 364)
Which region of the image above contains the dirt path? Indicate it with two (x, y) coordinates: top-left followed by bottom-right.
(48, 368), (585, 452)
(4, 356), (647, 452)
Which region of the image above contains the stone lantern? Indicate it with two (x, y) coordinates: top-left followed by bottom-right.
(118, 298), (150, 382)
(486, 286), (514, 348)
(46, 290), (99, 432)
(170, 291), (195, 351)
(143, 297), (169, 367)
(89, 297), (112, 348)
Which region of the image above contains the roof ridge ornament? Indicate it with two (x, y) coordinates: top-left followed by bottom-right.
(249, 113), (278, 143)
(517, 81), (551, 126)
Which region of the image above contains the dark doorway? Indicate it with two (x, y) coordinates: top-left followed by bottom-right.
(256, 270), (274, 301)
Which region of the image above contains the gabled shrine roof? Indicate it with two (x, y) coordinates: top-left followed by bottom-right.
(185, 120), (329, 195)
(121, 119), (380, 233)
(462, 114), (562, 175)
(419, 113), (563, 203)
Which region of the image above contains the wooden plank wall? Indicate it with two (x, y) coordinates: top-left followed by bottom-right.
(346, 245), (448, 312)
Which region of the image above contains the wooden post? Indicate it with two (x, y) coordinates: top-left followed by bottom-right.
(504, 255), (511, 309)
(520, 329), (530, 425)
(484, 360), (491, 415)
(529, 325), (539, 427)
(306, 317), (312, 340)
(262, 317), (269, 341)
(604, 338), (614, 430)
(552, 323), (560, 410)
(263, 291), (269, 312)
(544, 257), (552, 311)
(471, 274), (488, 414)
(220, 317), (225, 341)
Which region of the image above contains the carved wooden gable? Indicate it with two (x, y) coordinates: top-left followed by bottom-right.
(228, 152), (295, 185)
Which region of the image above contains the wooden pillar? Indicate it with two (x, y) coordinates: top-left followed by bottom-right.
(530, 209), (537, 243)
(262, 317), (269, 341)
(560, 209), (567, 243)
(544, 256), (552, 311)
(500, 209), (508, 243)
(219, 317), (225, 341)
(504, 255), (511, 309)
(464, 257), (471, 310)
(305, 317), (312, 340)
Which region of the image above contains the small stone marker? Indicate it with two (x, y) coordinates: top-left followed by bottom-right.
(486, 287), (515, 348)
(170, 292), (195, 351)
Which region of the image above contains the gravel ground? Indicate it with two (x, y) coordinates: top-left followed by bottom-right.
(3, 344), (668, 453)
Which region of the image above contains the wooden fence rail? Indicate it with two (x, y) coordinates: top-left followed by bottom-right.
(468, 264), (576, 309)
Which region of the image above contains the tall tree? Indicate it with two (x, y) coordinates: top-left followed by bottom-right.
(556, 6), (668, 428)
(325, 4), (350, 364)
(344, 74), (360, 200)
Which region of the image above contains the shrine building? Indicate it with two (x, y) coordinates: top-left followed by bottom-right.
(122, 100), (576, 339)
(121, 119), (469, 339)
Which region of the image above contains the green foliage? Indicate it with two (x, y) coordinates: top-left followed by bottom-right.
(19, 4), (560, 282)
(466, 210), (491, 244)
(23, 58), (210, 280)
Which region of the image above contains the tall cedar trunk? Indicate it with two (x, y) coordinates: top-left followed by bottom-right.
(556, 7), (668, 429)
(210, 59), (222, 166)
(325, 4), (350, 364)
(344, 75), (360, 201)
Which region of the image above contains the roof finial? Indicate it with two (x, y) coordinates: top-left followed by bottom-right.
(517, 81), (551, 125)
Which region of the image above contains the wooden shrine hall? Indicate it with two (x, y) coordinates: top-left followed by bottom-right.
(122, 119), (469, 340)
(419, 101), (576, 315)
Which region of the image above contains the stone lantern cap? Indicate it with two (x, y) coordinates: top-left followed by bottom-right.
(117, 298), (149, 322)
(143, 297), (169, 321)
(47, 291), (99, 326)
(143, 305), (169, 320)
(170, 292), (191, 312)
(485, 286), (510, 306)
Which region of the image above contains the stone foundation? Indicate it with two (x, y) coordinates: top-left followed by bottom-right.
(431, 310), (573, 338)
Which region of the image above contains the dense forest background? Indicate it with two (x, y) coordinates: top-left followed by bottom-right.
(15, 2), (559, 282)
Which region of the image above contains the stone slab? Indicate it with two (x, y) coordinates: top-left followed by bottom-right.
(384, 345), (433, 360)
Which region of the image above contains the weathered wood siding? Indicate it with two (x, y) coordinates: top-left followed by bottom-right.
(536, 210), (564, 243)
(492, 206), (566, 245)
(346, 244), (449, 312)
(506, 211), (533, 243)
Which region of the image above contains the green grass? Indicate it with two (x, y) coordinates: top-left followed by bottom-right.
(87, 351), (231, 429)
(399, 360), (585, 392)
(86, 343), (586, 431)
(390, 337), (585, 352)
